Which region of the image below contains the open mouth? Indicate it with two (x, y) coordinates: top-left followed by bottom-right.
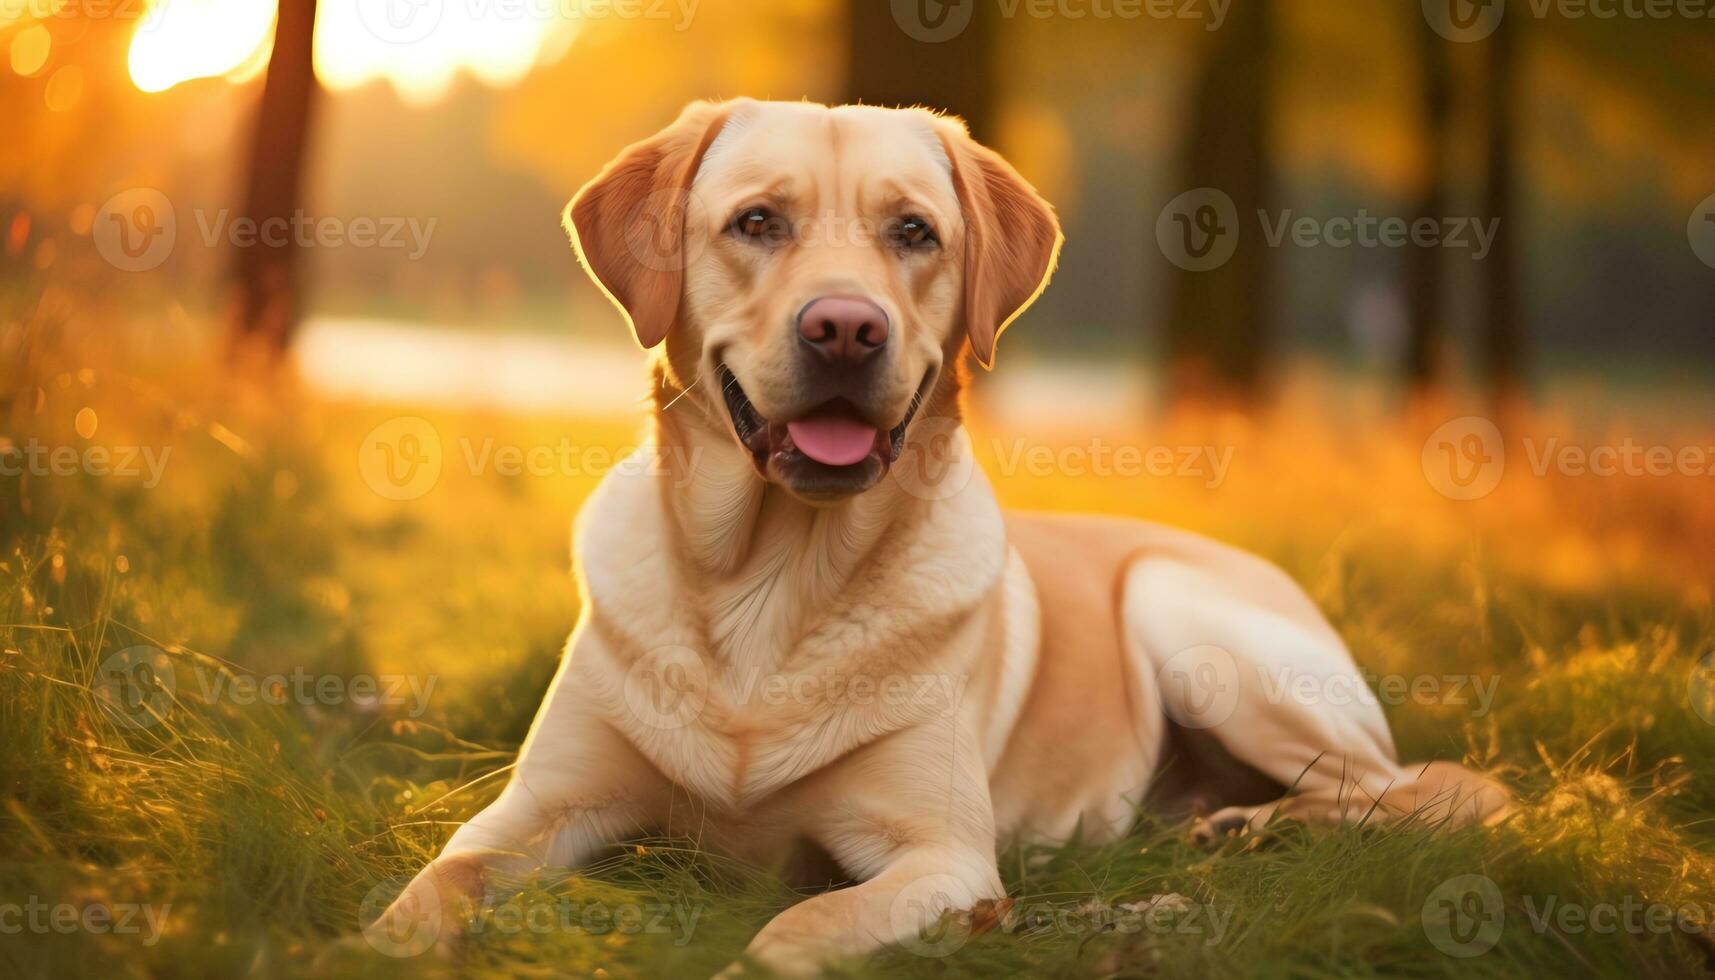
(719, 365), (925, 498)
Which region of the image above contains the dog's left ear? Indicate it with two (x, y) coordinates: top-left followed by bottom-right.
(937, 119), (1063, 369)
(565, 100), (737, 349)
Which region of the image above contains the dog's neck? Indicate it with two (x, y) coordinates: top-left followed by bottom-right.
(647, 364), (969, 673)
(652, 384), (932, 573)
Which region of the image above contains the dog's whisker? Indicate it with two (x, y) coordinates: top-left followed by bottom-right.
(660, 375), (702, 413)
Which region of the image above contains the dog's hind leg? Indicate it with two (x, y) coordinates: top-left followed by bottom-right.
(1121, 554), (1507, 840)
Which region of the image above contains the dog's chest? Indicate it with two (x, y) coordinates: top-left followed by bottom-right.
(606, 645), (964, 812)
(573, 454), (1011, 812)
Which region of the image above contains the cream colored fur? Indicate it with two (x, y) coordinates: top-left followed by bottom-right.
(377, 100), (1507, 977)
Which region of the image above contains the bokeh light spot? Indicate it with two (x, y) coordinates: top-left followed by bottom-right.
(129, 0), (277, 94)
(44, 65), (84, 112)
(10, 24), (51, 77)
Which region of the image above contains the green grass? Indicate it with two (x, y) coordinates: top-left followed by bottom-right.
(4, 328), (1715, 978)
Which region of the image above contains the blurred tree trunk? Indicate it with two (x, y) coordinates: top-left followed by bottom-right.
(231, 0), (319, 360)
(1482, 19), (1525, 407)
(1406, 24), (1452, 393)
(844, 0), (995, 142)
(1165, 0), (1273, 406)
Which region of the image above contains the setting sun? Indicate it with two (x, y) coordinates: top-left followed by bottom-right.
(127, 0), (574, 103)
(127, 0), (276, 93)
(314, 0), (575, 105)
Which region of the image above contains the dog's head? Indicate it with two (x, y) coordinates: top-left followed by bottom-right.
(567, 99), (1061, 503)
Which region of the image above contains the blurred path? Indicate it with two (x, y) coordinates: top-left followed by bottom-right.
(296, 317), (1150, 427)
(298, 316), (648, 414)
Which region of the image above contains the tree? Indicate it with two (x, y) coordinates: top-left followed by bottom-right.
(1163, 0), (1273, 406)
(231, 0), (320, 359)
(1482, 16), (1525, 409)
(844, 0), (996, 142)
(1406, 21), (1453, 394)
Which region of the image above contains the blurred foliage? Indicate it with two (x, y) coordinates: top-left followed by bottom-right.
(4, 0), (1712, 360)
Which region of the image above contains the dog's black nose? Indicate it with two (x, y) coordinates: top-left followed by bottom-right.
(797, 296), (889, 365)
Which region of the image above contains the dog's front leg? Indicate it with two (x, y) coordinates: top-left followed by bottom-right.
(722, 720), (1003, 977)
(371, 674), (672, 955)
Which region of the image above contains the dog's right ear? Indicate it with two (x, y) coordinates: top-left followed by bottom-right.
(565, 100), (736, 349)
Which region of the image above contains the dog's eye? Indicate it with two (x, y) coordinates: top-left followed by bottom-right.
(729, 206), (789, 245)
(887, 215), (938, 250)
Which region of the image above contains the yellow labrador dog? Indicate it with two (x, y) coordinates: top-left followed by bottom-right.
(380, 99), (1506, 975)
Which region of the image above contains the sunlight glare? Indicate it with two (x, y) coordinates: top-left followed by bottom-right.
(10, 24), (51, 77)
(127, 0), (573, 105)
(314, 2), (576, 106)
(128, 0), (277, 94)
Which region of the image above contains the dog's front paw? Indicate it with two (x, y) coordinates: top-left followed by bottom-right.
(360, 859), (486, 960)
(364, 885), (463, 960)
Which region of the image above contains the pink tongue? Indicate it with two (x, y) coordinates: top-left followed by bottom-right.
(786, 417), (879, 467)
